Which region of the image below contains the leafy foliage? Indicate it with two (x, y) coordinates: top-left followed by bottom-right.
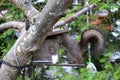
(0, 29), (16, 58)
(0, 0), (25, 21)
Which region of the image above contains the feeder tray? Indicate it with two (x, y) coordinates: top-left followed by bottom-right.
(33, 60), (85, 67)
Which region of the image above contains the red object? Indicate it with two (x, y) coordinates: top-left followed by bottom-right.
(108, 25), (113, 31)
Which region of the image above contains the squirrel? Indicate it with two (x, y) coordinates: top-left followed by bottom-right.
(58, 28), (105, 64)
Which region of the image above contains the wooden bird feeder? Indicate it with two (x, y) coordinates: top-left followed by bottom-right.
(32, 29), (85, 67)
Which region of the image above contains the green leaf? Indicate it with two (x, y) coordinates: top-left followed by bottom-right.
(99, 58), (106, 63)
(105, 62), (113, 71)
(98, 2), (109, 11)
(113, 69), (120, 80)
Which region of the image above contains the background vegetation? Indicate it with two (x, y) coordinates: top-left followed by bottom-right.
(0, 0), (120, 80)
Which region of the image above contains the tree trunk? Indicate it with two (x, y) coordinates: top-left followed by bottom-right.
(0, 0), (73, 80)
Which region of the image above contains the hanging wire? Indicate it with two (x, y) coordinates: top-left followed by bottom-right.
(84, 0), (92, 63)
(86, 11), (90, 28)
(87, 43), (97, 80)
(84, 0), (90, 28)
(88, 43), (91, 63)
(84, 0), (97, 79)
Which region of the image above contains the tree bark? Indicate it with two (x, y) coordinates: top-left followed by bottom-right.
(0, 0), (73, 80)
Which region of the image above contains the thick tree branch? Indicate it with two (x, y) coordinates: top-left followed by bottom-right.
(0, 21), (24, 33)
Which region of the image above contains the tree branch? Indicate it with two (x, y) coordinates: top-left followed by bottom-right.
(54, 3), (96, 28)
(0, 21), (24, 33)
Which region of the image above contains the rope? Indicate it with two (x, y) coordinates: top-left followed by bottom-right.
(0, 59), (32, 69)
(0, 59), (33, 80)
